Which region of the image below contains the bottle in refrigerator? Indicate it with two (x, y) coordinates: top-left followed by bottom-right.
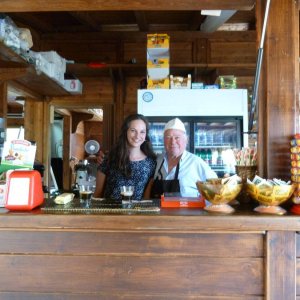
(212, 149), (218, 165)
(195, 130), (206, 146)
(217, 149), (223, 166)
(201, 149), (207, 162)
(206, 149), (212, 165)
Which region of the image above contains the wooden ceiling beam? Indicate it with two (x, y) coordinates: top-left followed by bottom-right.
(68, 12), (102, 31)
(0, 0), (255, 12)
(41, 30), (256, 42)
(134, 12), (149, 32)
(189, 12), (206, 31)
(8, 12), (55, 32)
(201, 10), (237, 32)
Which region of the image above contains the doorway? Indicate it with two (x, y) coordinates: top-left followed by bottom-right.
(50, 105), (103, 192)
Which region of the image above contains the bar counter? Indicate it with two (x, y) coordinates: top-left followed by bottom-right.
(0, 201), (299, 299)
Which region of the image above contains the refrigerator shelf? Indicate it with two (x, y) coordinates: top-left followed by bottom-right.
(195, 145), (234, 149)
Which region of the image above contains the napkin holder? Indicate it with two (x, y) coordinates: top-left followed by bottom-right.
(161, 194), (205, 208)
(5, 170), (44, 210)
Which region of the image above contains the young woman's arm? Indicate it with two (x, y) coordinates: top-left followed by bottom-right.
(143, 178), (154, 199)
(93, 171), (106, 198)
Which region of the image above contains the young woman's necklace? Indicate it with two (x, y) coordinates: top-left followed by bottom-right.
(130, 152), (146, 161)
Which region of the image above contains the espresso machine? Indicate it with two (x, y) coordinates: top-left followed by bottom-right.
(71, 140), (100, 195)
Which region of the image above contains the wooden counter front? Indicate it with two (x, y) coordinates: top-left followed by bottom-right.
(0, 207), (299, 299)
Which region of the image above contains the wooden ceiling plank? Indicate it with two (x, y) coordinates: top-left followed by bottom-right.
(0, 0), (255, 12)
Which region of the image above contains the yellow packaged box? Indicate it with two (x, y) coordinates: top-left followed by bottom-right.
(147, 78), (170, 89)
(147, 34), (170, 49)
(147, 57), (170, 80)
(147, 57), (169, 68)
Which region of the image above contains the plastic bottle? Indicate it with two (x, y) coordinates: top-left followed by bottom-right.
(206, 149), (212, 165)
(217, 149), (223, 166)
(212, 149), (218, 165)
(201, 149), (207, 162)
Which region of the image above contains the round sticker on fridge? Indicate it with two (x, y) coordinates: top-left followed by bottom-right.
(142, 92), (153, 102)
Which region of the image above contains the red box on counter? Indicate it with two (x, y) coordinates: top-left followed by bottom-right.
(5, 170), (44, 211)
(161, 195), (205, 208)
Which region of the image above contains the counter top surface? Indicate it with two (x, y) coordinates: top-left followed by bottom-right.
(0, 198), (300, 231)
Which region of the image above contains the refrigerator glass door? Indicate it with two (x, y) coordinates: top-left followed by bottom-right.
(194, 121), (241, 176)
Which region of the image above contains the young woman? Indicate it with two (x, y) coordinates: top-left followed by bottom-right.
(94, 114), (156, 200)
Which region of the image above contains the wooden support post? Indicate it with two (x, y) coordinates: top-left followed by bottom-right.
(265, 231), (296, 300)
(257, 0), (299, 179)
(0, 82), (7, 119)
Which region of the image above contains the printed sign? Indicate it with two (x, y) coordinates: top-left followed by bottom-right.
(0, 140), (36, 173)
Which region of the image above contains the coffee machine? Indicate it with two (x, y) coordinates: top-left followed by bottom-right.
(71, 140), (100, 195)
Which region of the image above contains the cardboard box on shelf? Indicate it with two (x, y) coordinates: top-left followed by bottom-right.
(147, 57), (169, 68)
(147, 33), (170, 57)
(217, 75), (237, 89)
(147, 57), (170, 80)
(147, 33), (170, 49)
(147, 77), (170, 89)
(192, 82), (204, 89)
(170, 74), (191, 89)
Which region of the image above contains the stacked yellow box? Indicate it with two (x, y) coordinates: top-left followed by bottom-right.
(147, 34), (170, 89)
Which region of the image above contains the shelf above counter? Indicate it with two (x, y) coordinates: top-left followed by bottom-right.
(67, 62), (256, 79)
(0, 42), (70, 97)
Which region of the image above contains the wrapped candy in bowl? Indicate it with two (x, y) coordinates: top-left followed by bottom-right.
(196, 176), (242, 214)
(246, 175), (296, 215)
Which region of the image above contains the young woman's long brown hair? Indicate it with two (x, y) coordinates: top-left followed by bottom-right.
(108, 114), (156, 177)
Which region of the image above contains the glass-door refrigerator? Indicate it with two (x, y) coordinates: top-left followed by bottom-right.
(138, 89), (248, 176)
(147, 116), (242, 177)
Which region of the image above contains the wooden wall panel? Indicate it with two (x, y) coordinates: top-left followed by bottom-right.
(70, 121), (85, 160)
(62, 114), (71, 190)
(24, 99), (45, 162)
(124, 103), (137, 117)
(0, 255), (263, 297)
(195, 38), (208, 63)
(0, 231), (263, 256)
(209, 41), (256, 63)
(0, 230), (264, 298)
(84, 121), (103, 151)
(0, 82), (7, 118)
(266, 231), (296, 300)
(125, 76), (142, 104)
(80, 77), (114, 100)
(41, 41), (118, 64)
(123, 42), (146, 64)
(170, 42), (194, 63)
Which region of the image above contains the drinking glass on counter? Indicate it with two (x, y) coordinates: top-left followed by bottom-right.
(120, 186), (134, 208)
(79, 184), (93, 207)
